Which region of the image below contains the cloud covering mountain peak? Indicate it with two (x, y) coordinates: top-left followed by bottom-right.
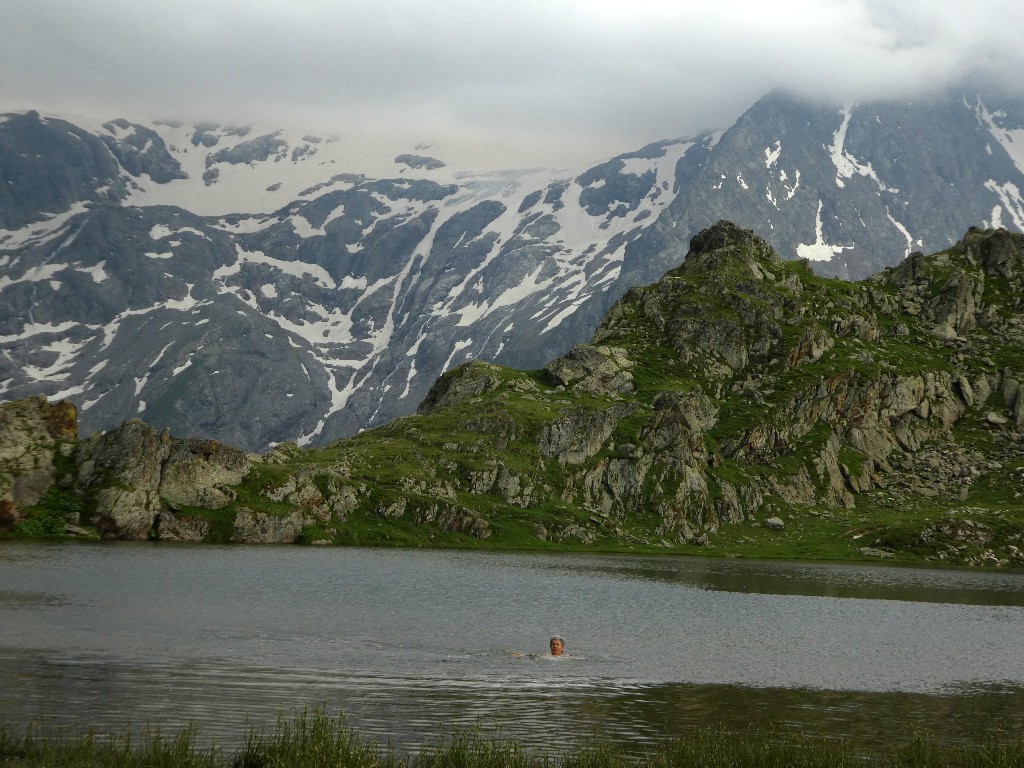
(2, 1), (1022, 170)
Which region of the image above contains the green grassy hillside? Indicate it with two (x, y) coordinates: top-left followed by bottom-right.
(7, 222), (1024, 566)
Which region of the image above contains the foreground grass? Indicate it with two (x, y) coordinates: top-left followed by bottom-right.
(2, 709), (1023, 768)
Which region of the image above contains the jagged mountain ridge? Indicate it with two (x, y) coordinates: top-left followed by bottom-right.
(5, 222), (1024, 567)
(0, 110), (691, 449)
(2, 90), (1023, 450)
(656, 92), (1024, 279)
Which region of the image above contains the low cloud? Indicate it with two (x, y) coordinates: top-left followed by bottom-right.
(2, 0), (1020, 167)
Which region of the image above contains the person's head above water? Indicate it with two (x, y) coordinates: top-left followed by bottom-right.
(549, 636), (565, 656)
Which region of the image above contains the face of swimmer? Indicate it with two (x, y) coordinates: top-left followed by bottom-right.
(549, 637), (564, 656)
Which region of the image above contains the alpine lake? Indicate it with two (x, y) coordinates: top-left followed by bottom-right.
(2, 542), (1024, 755)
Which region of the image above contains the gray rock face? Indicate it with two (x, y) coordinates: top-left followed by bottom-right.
(0, 111), (125, 229)
(75, 420), (169, 539)
(159, 439), (251, 509)
(418, 361), (505, 414)
(0, 396), (77, 528)
(395, 154), (446, 170)
(74, 419), (253, 539)
(642, 391), (718, 453)
(207, 133), (287, 167)
(2, 90), (1024, 454)
(191, 122), (222, 147)
(545, 345), (635, 396)
(576, 155), (658, 217)
(78, 419), (171, 489)
(100, 119), (187, 183)
(232, 507), (304, 544)
(538, 403), (637, 465)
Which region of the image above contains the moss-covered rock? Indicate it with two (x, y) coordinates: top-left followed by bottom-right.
(6, 221), (1024, 565)
(0, 395), (77, 530)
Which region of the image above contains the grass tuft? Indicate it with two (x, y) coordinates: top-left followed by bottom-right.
(3, 710), (1024, 768)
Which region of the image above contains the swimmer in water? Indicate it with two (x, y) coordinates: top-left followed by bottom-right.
(510, 636), (567, 659)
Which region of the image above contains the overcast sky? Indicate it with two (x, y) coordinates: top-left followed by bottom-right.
(2, 0), (1022, 169)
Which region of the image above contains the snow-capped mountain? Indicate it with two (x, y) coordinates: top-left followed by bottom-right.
(655, 91), (1024, 279)
(2, 90), (1023, 449)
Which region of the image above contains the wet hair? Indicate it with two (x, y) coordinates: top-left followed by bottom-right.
(549, 636), (564, 646)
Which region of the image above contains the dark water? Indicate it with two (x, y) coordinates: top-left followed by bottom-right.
(3, 542), (1024, 753)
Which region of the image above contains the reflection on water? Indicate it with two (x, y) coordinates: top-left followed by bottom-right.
(540, 555), (1024, 607)
(0, 590), (66, 608)
(7, 650), (1024, 754)
(3, 542), (1024, 753)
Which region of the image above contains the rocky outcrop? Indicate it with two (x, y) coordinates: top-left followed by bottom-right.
(529, 222), (1024, 545)
(160, 439), (251, 509)
(100, 119), (187, 184)
(6, 221), (1024, 564)
(538, 403), (637, 464)
(263, 465), (360, 522)
(545, 345), (636, 396)
(417, 361), (506, 414)
(0, 396), (77, 529)
(413, 503), (491, 539)
(232, 507), (304, 544)
(157, 512), (211, 543)
(75, 419), (252, 540)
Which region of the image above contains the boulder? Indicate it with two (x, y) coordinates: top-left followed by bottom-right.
(859, 546), (895, 559)
(417, 361), (504, 414)
(545, 344), (635, 396)
(159, 438), (252, 509)
(928, 270), (983, 336)
(0, 396), (78, 527)
(232, 507), (304, 544)
(158, 512), (212, 542)
(77, 419), (252, 538)
(77, 419), (171, 492)
(92, 486), (160, 540)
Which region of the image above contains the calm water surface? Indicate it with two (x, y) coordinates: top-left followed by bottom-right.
(3, 542), (1024, 753)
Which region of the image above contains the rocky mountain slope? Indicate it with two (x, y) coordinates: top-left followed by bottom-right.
(4, 221), (1024, 567)
(2, 91), (1023, 450)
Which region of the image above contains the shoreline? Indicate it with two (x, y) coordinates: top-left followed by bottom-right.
(5, 529), (1024, 575)
(3, 708), (1023, 768)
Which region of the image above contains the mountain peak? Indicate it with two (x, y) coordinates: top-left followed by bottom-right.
(3, 91), (1024, 452)
(679, 220), (786, 280)
(7, 224), (1024, 568)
